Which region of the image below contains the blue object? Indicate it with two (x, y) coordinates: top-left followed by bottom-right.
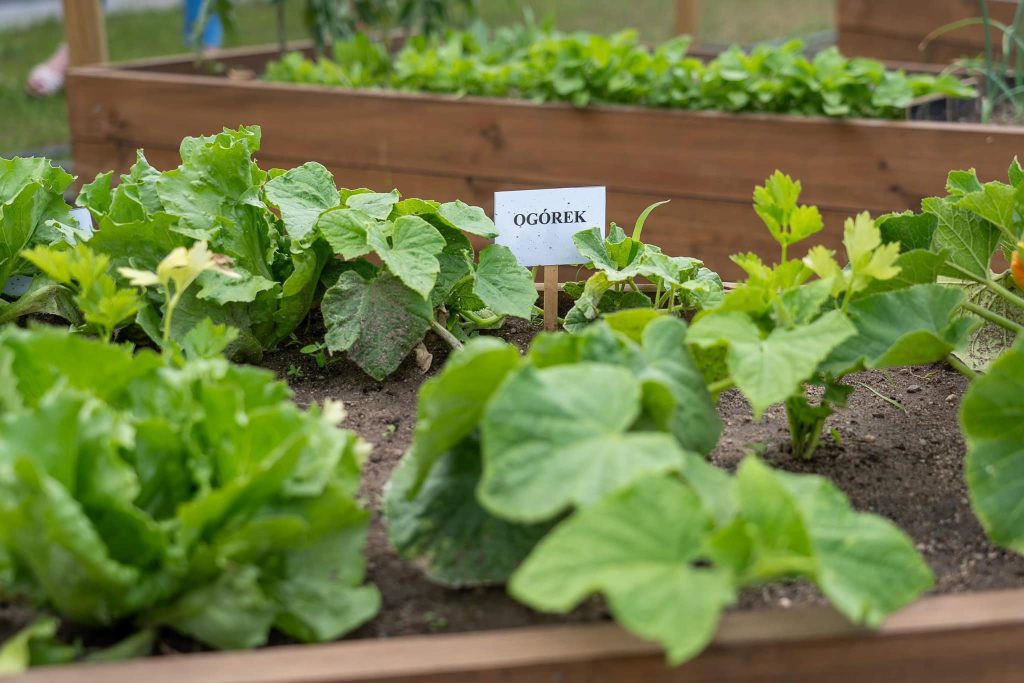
(183, 0), (224, 49)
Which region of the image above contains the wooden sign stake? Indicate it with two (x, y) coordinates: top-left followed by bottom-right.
(543, 266), (559, 331)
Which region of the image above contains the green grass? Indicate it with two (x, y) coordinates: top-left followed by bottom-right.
(0, 0), (834, 156)
(479, 0), (834, 46)
(0, 2), (308, 154)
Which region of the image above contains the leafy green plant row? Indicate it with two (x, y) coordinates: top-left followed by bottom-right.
(266, 27), (976, 119)
(0, 126), (541, 380)
(387, 164), (1024, 666)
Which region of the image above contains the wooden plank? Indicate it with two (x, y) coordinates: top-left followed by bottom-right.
(86, 141), (854, 281)
(65, 65), (1024, 220)
(62, 0), (107, 67)
(838, 0), (1019, 62)
(674, 0), (700, 39)
(16, 589), (1024, 683)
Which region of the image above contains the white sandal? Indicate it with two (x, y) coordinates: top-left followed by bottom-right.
(26, 62), (66, 97)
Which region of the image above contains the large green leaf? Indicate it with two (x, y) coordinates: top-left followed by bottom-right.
(785, 478), (935, 626)
(510, 476), (735, 665)
(367, 215), (445, 299)
(322, 271), (433, 380)
(472, 244), (538, 319)
(438, 200), (498, 238)
(922, 197), (1001, 281)
(964, 339), (1024, 553)
(264, 161), (339, 245)
(152, 567), (277, 650)
(316, 207), (376, 259)
(479, 364), (691, 522)
(386, 437), (551, 587)
(821, 284), (976, 375)
(688, 310), (856, 416)
(637, 317), (722, 455)
(404, 338), (521, 492)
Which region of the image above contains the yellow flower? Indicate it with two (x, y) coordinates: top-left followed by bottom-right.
(119, 241), (239, 293)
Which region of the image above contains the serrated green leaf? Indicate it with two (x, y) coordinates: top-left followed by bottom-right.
(923, 197), (1001, 281)
(688, 310), (856, 416)
(438, 200), (499, 238)
(322, 271), (433, 380)
(471, 244), (537, 319)
(346, 190), (400, 221)
(964, 339), (1024, 553)
(510, 476), (735, 665)
(368, 215), (445, 299)
(317, 207), (375, 259)
(386, 437), (551, 587)
(264, 161), (339, 245)
(821, 284), (976, 375)
(479, 364), (691, 522)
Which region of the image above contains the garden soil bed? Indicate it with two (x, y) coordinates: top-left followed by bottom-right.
(3, 312), (1024, 660)
(259, 315), (1024, 640)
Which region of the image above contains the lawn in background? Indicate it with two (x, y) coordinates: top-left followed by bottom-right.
(0, 2), (307, 155)
(0, 0), (834, 156)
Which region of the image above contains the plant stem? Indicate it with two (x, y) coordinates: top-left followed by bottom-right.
(163, 286), (181, 343)
(429, 319), (464, 350)
(946, 353), (979, 380)
(987, 276), (1024, 310)
(962, 300), (1024, 333)
(708, 378), (735, 395)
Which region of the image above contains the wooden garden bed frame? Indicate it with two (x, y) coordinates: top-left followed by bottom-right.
(35, 4), (1024, 678)
(65, 41), (1024, 280)
(16, 588), (1024, 682)
(838, 0), (1019, 64)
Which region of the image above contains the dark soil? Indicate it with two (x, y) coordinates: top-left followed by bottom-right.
(4, 315), (1024, 651)
(260, 319), (1024, 637)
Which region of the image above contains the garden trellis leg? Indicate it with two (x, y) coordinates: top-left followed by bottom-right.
(675, 0), (700, 39)
(62, 0), (108, 67)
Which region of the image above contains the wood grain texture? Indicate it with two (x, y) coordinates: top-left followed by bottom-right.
(15, 589), (1024, 683)
(71, 140), (861, 281)
(674, 0), (700, 39)
(65, 51), (1024, 279)
(838, 0), (1019, 63)
(63, 0), (108, 66)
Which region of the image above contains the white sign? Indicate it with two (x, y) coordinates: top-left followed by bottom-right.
(2, 208), (95, 297)
(494, 186), (606, 267)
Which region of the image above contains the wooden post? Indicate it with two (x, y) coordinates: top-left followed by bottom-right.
(543, 266), (559, 331)
(63, 0), (108, 67)
(675, 0), (700, 40)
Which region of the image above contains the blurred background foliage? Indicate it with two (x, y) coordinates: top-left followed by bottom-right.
(0, 0), (834, 154)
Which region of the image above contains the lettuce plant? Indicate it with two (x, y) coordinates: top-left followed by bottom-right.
(563, 201), (723, 332)
(0, 325), (378, 664)
(267, 28), (975, 119)
(78, 126), (334, 361)
(385, 312), (932, 663)
(0, 157), (84, 326)
(313, 187), (537, 380)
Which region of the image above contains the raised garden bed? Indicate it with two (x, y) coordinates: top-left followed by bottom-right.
(838, 0), (1019, 64)
(8, 314), (1024, 681)
(65, 44), (1024, 280)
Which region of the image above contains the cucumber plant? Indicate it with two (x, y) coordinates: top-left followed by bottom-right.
(562, 201), (723, 332)
(384, 311), (932, 664)
(312, 186), (537, 380)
